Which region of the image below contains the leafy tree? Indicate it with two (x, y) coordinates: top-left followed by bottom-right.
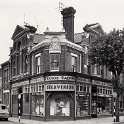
(89, 29), (124, 122)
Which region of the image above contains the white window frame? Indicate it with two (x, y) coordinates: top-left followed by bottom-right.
(50, 53), (60, 72)
(71, 53), (78, 72)
(35, 54), (41, 74)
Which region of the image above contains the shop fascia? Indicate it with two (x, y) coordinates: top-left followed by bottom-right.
(45, 84), (75, 91)
(45, 75), (75, 81)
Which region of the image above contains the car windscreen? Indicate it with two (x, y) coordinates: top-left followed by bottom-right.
(1, 105), (6, 110)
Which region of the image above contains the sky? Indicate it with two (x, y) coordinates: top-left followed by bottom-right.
(0, 0), (124, 64)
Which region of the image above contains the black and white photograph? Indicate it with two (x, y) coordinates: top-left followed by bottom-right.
(0, 0), (124, 124)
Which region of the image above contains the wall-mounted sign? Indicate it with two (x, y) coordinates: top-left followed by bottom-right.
(45, 84), (75, 91)
(12, 80), (29, 88)
(45, 76), (75, 81)
(92, 80), (112, 87)
(30, 77), (44, 84)
(77, 77), (90, 83)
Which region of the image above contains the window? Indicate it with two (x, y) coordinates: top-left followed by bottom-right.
(35, 56), (41, 74)
(80, 85), (83, 91)
(76, 85), (79, 91)
(71, 53), (78, 72)
(50, 54), (60, 71)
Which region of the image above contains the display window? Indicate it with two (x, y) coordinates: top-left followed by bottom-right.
(50, 97), (70, 116)
(32, 95), (44, 116)
(97, 97), (112, 114)
(76, 95), (89, 116)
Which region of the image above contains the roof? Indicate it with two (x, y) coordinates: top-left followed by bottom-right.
(83, 23), (104, 35)
(30, 32), (85, 53)
(11, 24), (37, 41)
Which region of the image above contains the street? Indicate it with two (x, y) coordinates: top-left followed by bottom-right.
(0, 120), (18, 124)
(7, 116), (124, 124)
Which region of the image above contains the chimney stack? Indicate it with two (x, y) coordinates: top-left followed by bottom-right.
(61, 7), (76, 42)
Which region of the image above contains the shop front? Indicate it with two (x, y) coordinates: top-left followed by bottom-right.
(45, 83), (75, 120)
(91, 80), (113, 117)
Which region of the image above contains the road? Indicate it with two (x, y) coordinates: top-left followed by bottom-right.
(0, 120), (18, 124)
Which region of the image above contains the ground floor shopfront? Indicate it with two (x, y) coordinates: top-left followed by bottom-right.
(10, 73), (113, 120)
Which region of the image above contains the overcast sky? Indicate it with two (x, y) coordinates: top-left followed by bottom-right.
(0, 0), (124, 64)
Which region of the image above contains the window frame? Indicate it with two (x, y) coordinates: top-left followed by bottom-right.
(50, 53), (60, 72)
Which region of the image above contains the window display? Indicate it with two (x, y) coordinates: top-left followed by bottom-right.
(50, 97), (70, 116)
(32, 95), (44, 116)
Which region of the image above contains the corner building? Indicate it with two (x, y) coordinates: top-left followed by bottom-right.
(4, 7), (113, 120)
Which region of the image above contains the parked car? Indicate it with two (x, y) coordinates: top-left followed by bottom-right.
(0, 104), (9, 121)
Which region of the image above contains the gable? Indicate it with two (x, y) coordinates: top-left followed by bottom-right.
(11, 25), (26, 40)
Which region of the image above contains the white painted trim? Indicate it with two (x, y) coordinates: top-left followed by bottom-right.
(35, 53), (41, 57)
(50, 69), (59, 72)
(3, 90), (10, 93)
(71, 53), (78, 57)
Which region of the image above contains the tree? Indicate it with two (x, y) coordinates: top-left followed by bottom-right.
(89, 29), (124, 122)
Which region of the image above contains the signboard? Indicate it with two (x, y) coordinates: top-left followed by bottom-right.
(12, 80), (29, 88)
(30, 77), (44, 84)
(92, 80), (112, 87)
(45, 76), (75, 81)
(45, 84), (75, 91)
(77, 77), (90, 83)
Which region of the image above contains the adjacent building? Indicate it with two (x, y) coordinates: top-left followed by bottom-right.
(1, 7), (114, 120)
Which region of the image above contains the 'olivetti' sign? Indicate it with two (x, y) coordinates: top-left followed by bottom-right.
(45, 84), (75, 91)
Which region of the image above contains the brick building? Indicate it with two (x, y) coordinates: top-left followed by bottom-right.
(1, 7), (114, 120)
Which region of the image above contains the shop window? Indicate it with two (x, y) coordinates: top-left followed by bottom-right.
(50, 53), (60, 71)
(24, 94), (29, 103)
(32, 95), (44, 116)
(76, 96), (89, 116)
(50, 97), (70, 116)
(12, 95), (18, 104)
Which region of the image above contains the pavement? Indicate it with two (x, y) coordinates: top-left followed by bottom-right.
(9, 116), (124, 124)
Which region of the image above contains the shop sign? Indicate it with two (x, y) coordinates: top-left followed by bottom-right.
(92, 80), (112, 87)
(12, 80), (29, 88)
(77, 77), (90, 83)
(45, 76), (75, 81)
(45, 84), (75, 91)
(31, 77), (44, 84)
